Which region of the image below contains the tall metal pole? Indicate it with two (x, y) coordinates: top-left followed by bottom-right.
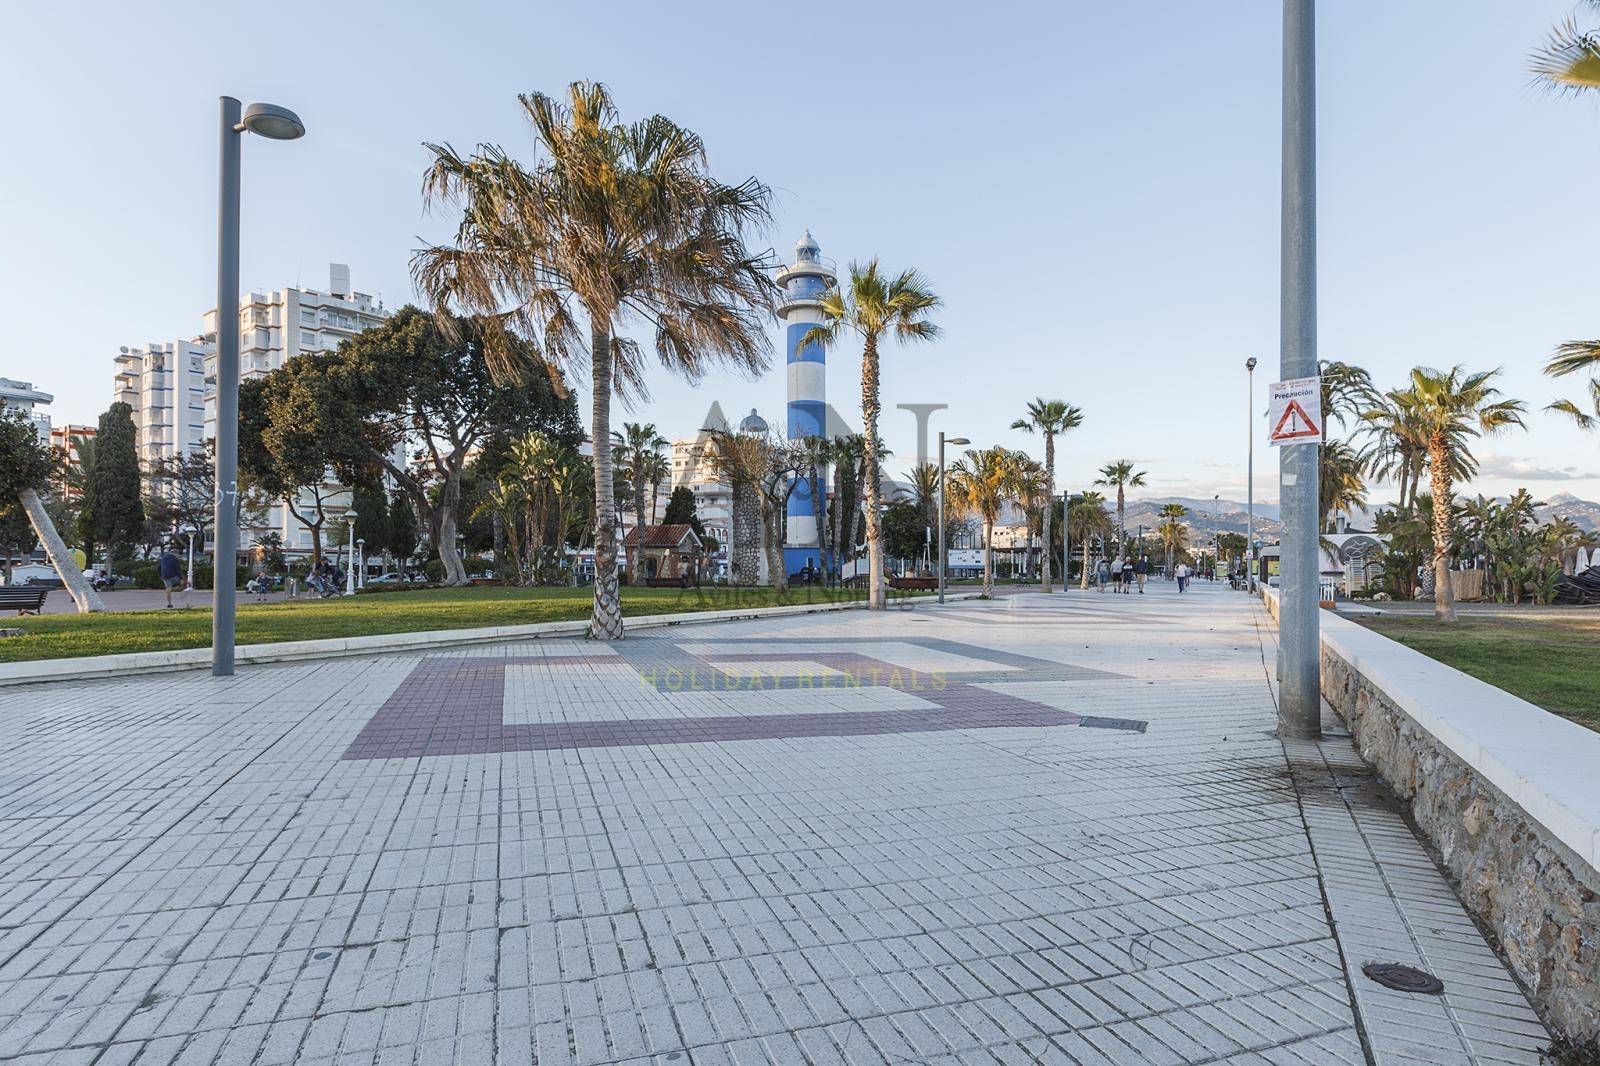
(1062, 491), (1071, 590)
(937, 431), (947, 604)
(213, 97), (242, 677)
(1247, 357), (1256, 591)
(1280, 0), (1321, 737)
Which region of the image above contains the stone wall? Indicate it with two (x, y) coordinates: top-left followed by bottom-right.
(1261, 588), (1600, 1046)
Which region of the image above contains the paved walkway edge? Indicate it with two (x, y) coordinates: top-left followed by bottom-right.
(0, 592), (984, 688)
(1260, 587), (1586, 1053)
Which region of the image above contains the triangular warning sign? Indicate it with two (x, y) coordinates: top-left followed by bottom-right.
(1271, 399), (1320, 442)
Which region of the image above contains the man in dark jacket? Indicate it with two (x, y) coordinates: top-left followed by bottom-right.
(157, 544), (184, 608)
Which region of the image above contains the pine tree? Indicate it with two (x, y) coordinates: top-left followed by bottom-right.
(90, 403), (145, 579)
(386, 493), (420, 570)
(662, 485), (704, 535)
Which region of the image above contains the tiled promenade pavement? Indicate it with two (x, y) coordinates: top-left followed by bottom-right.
(0, 583), (1553, 1064)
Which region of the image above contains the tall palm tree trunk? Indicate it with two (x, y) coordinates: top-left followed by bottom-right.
(860, 335), (886, 609)
(1429, 440), (1457, 623)
(19, 488), (104, 613)
(761, 500), (788, 594)
(1080, 535), (1092, 590)
(588, 324), (625, 640)
(1116, 488), (1126, 548)
(1041, 435), (1055, 593)
(982, 519), (994, 597)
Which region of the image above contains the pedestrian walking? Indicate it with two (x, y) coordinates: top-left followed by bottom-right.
(1121, 558), (1134, 593)
(1135, 555), (1148, 594)
(1096, 556), (1111, 593)
(157, 543), (183, 608)
(1176, 561), (1190, 593)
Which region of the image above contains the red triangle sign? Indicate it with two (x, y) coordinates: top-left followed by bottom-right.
(1271, 399), (1320, 441)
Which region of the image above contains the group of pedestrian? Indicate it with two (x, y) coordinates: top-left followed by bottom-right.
(1094, 555), (1150, 594)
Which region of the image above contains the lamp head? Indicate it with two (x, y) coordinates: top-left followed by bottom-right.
(1246, 356), (1258, 371)
(343, 509), (357, 520)
(240, 102), (305, 141)
(947, 437), (971, 446)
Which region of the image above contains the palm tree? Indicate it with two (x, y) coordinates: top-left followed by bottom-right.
(1010, 454), (1051, 582)
(1068, 490), (1112, 589)
(1157, 512), (1190, 578)
(1547, 371), (1600, 433)
(414, 82), (775, 641)
(801, 261), (940, 609)
(829, 434), (866, 568)
(1155, 503), (1188, 577)
(1319, 360), (1376, 441)
(1319, 439), (1368, 532)
(613, 422), (667, 535)
(1392, 367), (1526, 622)
(643, 451), (671, 525)
(1011, 399), (1084, 593)
(906, 463), (940, 523)
(948, 447), (1021, 596)
(1094, 460), (1147, 548)
(1530, 2), (1600, 96)
(1358, 392), (1424, 510)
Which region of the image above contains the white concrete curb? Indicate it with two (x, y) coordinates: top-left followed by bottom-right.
(0, 592), (985, 689)
(1261, 586), (1600, 874)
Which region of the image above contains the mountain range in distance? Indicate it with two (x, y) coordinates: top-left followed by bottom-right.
(1114, 493), (1600, 536)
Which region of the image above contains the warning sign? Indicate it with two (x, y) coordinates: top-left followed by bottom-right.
(1268, 376), (1322, 446)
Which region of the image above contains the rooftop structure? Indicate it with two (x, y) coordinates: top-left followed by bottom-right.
(0, 377), (53, 444)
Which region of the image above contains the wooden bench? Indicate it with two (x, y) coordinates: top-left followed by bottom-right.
(0, 586), (50, 615)
(888, 576), (937, 591)
(643, 575), (697, 589)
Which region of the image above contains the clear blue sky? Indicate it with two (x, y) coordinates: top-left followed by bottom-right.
(4, 1), (1597, 506)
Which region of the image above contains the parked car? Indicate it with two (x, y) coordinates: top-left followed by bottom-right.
(367, 572), (417, 585)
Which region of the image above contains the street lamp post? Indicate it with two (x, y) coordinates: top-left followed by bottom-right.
(1062, 492), (1070, 589)
(937, 432), (970, 604)
(356, 538), (366, 589)
(1247, 356), (1258, 591)
(1280, 0), (1321, 738)
(343, 509), (357, 596)
(212, 97), (305, 677)
(183, 525), (196, 590)
(1214, 494), (1221, 578)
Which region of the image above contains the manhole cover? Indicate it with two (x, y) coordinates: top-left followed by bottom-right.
(312, 951), (333, 960)
(1363, 962), (1444, 994)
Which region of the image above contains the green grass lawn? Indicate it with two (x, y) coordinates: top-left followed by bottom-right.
(0, 585), (893, 664)
(1354, 612), (1600, 731)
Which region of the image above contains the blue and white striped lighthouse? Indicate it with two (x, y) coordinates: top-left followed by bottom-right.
(776, 230), (836, 576)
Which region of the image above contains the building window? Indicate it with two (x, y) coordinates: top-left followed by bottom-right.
(301, 331), (317, 347)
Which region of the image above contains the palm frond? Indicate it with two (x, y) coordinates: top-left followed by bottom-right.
(1529, 15), (1600, 95)
(1544, 340), (1600, 377)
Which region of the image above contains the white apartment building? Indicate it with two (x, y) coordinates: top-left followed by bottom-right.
(201, 263), (389, 392)
(0, 377), (53, 444)
(48, 424), (96, 498)
(668, 435), (732, 564)
(198, 266), (390, 556)
(113, 339), (210, 467)
(109, 265), (391, 559)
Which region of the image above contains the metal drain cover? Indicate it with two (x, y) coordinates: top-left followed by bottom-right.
(1363, 962), (1444, 994)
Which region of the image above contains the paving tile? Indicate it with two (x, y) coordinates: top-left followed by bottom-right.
(0, 585), (1551, 1064)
